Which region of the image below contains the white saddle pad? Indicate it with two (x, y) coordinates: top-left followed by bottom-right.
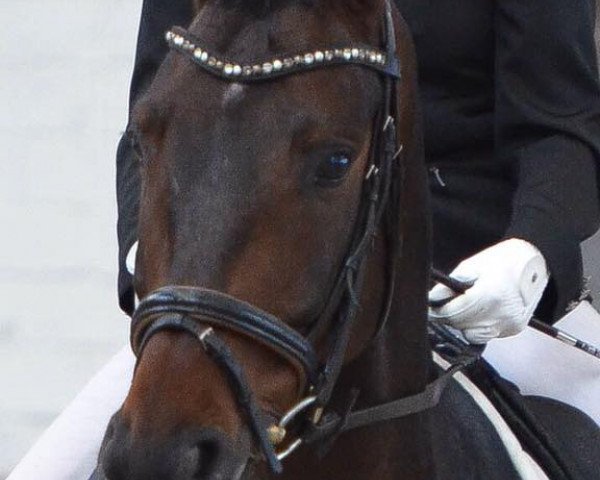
(484, 301), (600, 425)
(7, 346), (135, 480)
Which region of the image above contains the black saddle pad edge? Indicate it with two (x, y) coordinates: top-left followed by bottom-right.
(466, 358), (588, 480)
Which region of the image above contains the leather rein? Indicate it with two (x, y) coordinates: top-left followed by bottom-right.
(130, 1), (468, 473)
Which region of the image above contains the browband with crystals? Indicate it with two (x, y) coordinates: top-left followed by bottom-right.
(165, 26), (400, 81)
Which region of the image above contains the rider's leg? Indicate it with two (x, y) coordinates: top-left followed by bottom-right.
(6, 347), (135, 480)
(484, 300), (600, 425)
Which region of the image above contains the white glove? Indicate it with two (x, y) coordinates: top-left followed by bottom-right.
(429, 238), (549, 344)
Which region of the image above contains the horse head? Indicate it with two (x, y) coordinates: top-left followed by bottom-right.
(98, 1), (430, 479)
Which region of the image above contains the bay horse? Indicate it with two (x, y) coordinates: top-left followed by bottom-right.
(94, 0), (599, 479)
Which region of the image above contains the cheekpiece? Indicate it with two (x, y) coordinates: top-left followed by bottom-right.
(165, 27), (393, 82)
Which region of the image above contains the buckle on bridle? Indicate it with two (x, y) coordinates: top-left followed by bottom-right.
(365, 164), (379, 180)
(268, 396), (321, 461)
(383, 115), (394, 132)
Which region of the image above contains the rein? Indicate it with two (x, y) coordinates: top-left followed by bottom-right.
(130, 0), (468, 473)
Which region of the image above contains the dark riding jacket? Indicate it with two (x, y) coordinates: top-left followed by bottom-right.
(117, 0), (600, 321)
(397, 0), (600, 320)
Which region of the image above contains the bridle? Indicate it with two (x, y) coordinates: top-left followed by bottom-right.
(130, 0), (466, 474)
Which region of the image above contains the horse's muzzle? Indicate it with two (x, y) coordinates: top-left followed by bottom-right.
(96, 412), (251, 480)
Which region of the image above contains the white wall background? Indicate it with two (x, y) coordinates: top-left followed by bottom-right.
(0, 1), (142, 476)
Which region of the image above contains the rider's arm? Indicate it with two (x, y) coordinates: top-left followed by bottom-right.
(496, 0), (600, 320)
(429, 1), (600, 343)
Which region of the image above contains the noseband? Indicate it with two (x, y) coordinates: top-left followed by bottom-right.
(131, 0), (466, 473)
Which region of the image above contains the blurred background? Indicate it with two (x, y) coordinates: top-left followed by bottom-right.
(0, 1), (599, 478)
(0, 0), (141, 476)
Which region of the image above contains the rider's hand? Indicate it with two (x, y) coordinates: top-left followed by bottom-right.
(428, 239), (549, 344)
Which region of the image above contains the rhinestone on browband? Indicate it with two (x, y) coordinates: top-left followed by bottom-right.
(165, 28), (389, 81)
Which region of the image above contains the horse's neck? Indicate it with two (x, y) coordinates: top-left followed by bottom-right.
(286, 132), (436, 479)
(339, 222), (433, 413)
(305, 194), (436, 478)
(281, 323), (435, 480)
(282, 274), (436, 480)
(337, 316), (436, 479)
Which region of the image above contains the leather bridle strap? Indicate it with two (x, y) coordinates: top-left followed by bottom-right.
(164, 29), (400, 82)
(346, 361), (471, 430)
(303, 356), (476, 447)
(131, 286), (319, 394)
(308, 0), (401, 412)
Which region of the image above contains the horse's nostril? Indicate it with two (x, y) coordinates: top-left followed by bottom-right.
(193, 437), (220, 478)
(99, 423), (246, 480)
(187, 429), (250, 480)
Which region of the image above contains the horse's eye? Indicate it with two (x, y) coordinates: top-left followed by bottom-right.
(316, 153), (352, 184)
